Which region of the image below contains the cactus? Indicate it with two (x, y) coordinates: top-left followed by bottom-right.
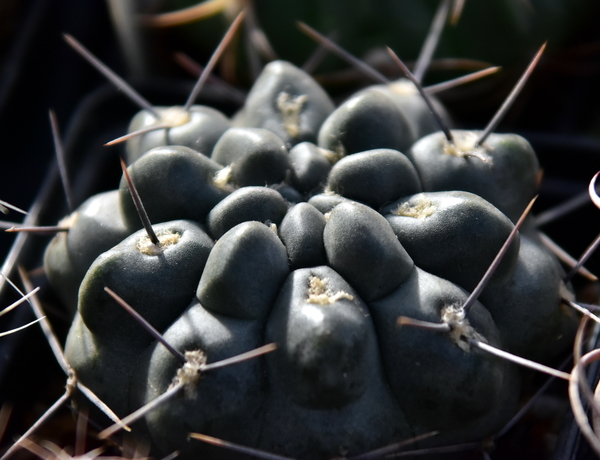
(42, 35), (575, 460)
(1, 1), (600, 459)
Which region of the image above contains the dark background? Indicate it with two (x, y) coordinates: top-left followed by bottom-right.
(2, 0), (600, 458)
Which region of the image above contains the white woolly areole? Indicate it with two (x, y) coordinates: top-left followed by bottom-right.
(393, 195), (437, 220)
(307, 276), (354, 305)
(443, 131), (492, 163)
(277, 91), (308, 138)
(169, 350), (207, 399)
(389, 79), (418, 96)
(441, 304), (487, 353)
(560, 282), (575, 303)
(320, 146), (343, 164)
(136, 230), (181, 256)
(160, 106), (191, 127)
(213, 165), (234, 190)
(59, 212), (78, 228)
(328, 141), (346, 163)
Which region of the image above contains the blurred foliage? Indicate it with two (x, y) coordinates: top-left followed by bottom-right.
(153, 0), (600, 71)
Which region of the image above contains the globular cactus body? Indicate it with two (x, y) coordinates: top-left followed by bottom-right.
(42, 57), (577, 459)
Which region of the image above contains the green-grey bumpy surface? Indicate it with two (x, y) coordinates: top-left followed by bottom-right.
(43, 60), (577, 459)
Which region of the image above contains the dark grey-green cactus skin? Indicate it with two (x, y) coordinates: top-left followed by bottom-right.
(479, 234), (578, 363)
(65, 219), (213, 416)
(126, 105), (231, 163)
(288, 142), (334, 196)
(235, 60), (335, 147)
(44, 190), (131, 313)
(339, 79), (454, 153)
(370, 266), (514, 435)
(131, 299), (268, 460)
(364, 80), (454, 140)
(211, 127), (291, 187)
(43, 58), (578, 459)
(406, 130), (540, 223)
(318, 88), (416, 157)
(323, 201), (414, 302)
(382, 190), (520, 292)
(278, 202), (327, 270)
(327, 148), (422, 209)
(206, 186), (289, 239)
(119, 145), (229, 230)
(261, 265), (413, 458)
